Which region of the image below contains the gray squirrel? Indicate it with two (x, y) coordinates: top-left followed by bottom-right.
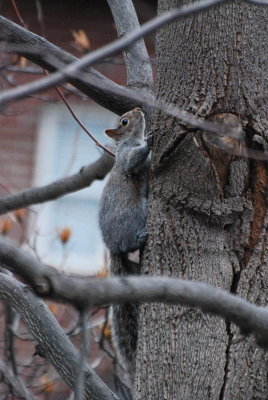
(99, 107), (151, 382)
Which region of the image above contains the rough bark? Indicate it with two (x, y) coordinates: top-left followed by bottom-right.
(136, 1), (268, 399)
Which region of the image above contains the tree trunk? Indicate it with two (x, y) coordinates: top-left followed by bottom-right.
(135, 1), (268, 399)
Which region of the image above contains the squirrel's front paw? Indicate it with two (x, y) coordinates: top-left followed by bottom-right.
(146, 131), (154, 150)
(137, 229), (148, 248)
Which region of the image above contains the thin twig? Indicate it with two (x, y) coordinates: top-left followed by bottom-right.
(11, 0), (26, 26)
(75, 310), (89, 400)
(4, 304), (18, 376)
(34, 0), (45, 37)
(49, 79), (115, 157)
(0, 70), (56, 102)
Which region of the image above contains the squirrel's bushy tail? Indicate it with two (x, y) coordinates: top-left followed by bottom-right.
(110, 254), (140, 383)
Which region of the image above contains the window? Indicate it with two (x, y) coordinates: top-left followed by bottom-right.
(31, 103), (116, 275)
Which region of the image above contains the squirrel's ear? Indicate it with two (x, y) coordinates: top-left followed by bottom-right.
(105, 129), (119, 138)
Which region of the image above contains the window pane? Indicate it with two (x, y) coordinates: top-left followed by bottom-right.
(35, 197), (104, 275)
(32, 104), (116, 274)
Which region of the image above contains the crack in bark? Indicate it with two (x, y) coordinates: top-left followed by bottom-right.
(219, 320), (232, 400)
(219, 267), (242, 400)
(244, 159), (267, 266)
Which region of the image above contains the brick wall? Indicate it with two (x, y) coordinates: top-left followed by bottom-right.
(0, 0), (155, 196)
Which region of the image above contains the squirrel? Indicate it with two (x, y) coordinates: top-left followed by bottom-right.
(99, 107), (151, 383)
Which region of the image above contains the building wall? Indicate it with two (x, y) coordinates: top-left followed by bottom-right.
(0, 0), (155, 238)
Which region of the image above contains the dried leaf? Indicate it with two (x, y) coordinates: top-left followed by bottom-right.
(14, 208), (25, 222)
(94, 267), (109, 279)
(0, 219), (14, 235)
(98, 321), (112, 341)
(39, 376), (55, 393)
(19, 56), (27, 67)
(71, 29), (91, 51)
(47, 302), (58, 315)
(58, 227), (72, 244)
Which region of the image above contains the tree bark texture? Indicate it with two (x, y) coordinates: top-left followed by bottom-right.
(136, 1), (268, 399)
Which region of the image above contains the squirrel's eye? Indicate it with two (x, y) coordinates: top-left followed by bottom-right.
(121, 118), (128, 126)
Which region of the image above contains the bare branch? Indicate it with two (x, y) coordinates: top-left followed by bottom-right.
(75, 310), (90, 400)
(2, 65), (43, 74)
(4, 303), (18, 375)
(1, 238), (268, 349)
(10, 0), (26, 26)
(0, 361), (36, 400)
(67, 79), (268, 161)
(247, 0), (268, 4)
(0, 16), (128, 115)
(2, 61), (260, 162)
(107, 0), (154, 90)
(0, 0), (226, 108)
(0, 72), (266, 165)
(0, 151), (113, 215)
(1, 18), (267, 162)
(0, 274), (119, 400)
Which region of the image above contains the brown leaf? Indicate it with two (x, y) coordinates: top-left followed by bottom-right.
(19, 56), (27, 67)
(47, 302), (58, 315)
(14, 208), (25, 222)
(94, 266), (109, 279)
(71, 29), (91, 51)
(0, 219), (14, 235)
(39, 376), (55, 393)
(58, 227), (72, 244)
(98, 321), (112, 341)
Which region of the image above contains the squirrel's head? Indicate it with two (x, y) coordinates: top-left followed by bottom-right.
(105, 107), (145, 141)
